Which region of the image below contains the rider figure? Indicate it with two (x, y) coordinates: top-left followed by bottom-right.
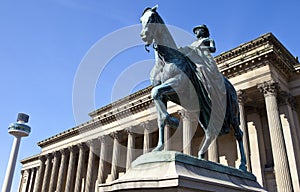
(180, 24), (227, 156)
(191, 24), (216, 53)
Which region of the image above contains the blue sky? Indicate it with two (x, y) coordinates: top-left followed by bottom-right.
(1, 0), (299, 191)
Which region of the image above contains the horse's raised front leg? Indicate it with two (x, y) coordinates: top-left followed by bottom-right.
(151, 84), (180, 151)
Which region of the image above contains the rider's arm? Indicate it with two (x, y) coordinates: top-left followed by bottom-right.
(202, 38), (216, 53)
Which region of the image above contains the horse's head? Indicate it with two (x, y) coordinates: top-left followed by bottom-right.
(140, 5), (162, 46)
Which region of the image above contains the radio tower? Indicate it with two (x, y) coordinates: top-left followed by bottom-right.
(2, 113), (31, 192)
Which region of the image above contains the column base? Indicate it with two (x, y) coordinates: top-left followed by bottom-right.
(99, 151), (266, 192)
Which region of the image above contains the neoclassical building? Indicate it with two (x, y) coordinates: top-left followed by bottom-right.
(18, 33), (300, 192)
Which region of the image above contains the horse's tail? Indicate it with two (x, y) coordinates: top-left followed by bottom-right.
(219, 77), (240, 136)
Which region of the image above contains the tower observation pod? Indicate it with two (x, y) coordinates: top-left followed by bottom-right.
(2, 113), (31, 192)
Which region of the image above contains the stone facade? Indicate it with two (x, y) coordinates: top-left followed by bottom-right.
(18, 33), (300, 192)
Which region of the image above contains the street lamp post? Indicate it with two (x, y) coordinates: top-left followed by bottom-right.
(2, 113), (31, 192)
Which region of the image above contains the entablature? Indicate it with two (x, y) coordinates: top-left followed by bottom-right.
(216, 33), (299, 80)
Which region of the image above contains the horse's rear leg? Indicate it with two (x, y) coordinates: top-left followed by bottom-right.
(198, 134), (216, 159)
(233, 123), (247, 171)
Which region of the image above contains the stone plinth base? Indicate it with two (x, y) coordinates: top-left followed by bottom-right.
(99, 151), (266, 192)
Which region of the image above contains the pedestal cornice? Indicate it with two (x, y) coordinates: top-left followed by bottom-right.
(100, 151), (266, 192)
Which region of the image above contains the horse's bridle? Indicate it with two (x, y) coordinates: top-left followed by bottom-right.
(143, 10), (158, 53)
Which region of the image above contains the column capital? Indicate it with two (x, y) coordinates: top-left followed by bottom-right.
(68, 145), (79, 153)
(86, 138), (98, 145)
(278, 91), (298, 110)
(288, 95), (298, 110)
(60, 148), (69, 155)
(52, 150), (61, 158)
(98, 135), (109, 144)
(87, 139), (99, 151)
(125, 127), (136, 135)
(24, 169), (31, 174)
(257, 80), (279, 96)
(141, 121), (156, 133)
(110, 131), (122, 141)
(31, 167), (37, 172)
(141, 121), (150, 129)
(237, 89), (247, 104)
(45, 153), (53, 159)
(39, 155), (47, 162)
(77, 142), (88, 151)
(178, 109), (197, 119)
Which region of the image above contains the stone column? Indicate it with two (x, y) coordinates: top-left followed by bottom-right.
(290, 97), (300, 165)
(110, 131), (121, 181)
(56, 149), (69, 192)
(17, 170), (24, 192)
(258, 80), (293, 191)
(65, 146), (78, 192)
(237, 90), (251, 171)
(74, 143), (87, 192)
(247, 114), (265, 186)
(26, 169), (32, 192)
(291, 100), (300, 142)
(208, 139), (219, 163)
(142, 121), (152, 154)
(278, 93), (300, 192)
(49, 151), (61, 192)
(21, 169), (30, 192)
(85, 140), (97, 192)
(41, 153), (53, 192)
(292, 109), (300, 145)
(282, 94), (300, 161)
(180, 109), (193, 155)
(180, 109), (199, 156)
(97, 136), (108, 186)
(126, 127), (135, 170)
(27, 168), (37, 192)
(34, 156), (46, 192)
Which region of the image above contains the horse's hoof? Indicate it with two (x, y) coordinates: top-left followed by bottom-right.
(166, 115), (179, 129)
(152, 144), (164, 152)
(198, 152), (205, 159)
(239, 164), (247, 171)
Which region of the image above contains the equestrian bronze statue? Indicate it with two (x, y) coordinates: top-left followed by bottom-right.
(140, 6), (247, 171)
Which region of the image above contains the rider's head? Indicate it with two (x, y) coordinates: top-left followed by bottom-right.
(193, 24), (210, 38)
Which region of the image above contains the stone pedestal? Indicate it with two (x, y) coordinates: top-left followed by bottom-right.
(99, 151), (266, 192)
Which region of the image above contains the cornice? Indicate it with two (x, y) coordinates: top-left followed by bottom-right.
(37, 86), (154, 148)
(20, 154), (40, 164)
(89, 86), (153, 118)
(269, 34), (298, 71)
(216, 33), (299, 78)
(215, 33), (271, 64)
(220, 49), (272, 78)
